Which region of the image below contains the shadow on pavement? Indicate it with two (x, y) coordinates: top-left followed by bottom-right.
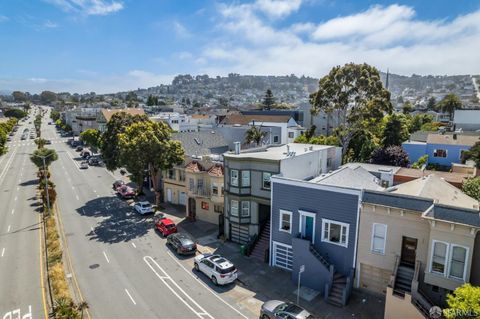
(76, 196), (158, 244)
(20, 179), (38, 187)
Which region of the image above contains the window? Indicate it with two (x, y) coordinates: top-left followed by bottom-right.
(167, 169), (175, 180)
(322, 219), (349, 247)
(230, 200), (239, 216)
(241, 201), (250, 217)
(214, 205), (223, 214)
(279, 210), (292, 233)
(449, 245), (467, 280)
(230, 169), (239, 186)
(189, 178), (194, 191)
(212, 184), (219, 196)
(433, 149), (447, 158)
(431, 241), (448, 275)
(201, 201), (209, 210)
(371, 223), (387, 254)
(273, 135), (279, 143)
(288, 132), (294, 138)
(179, 170), (186, 182)
(241, 170), (250, 187)
(221, 187), (224, 196)
(262, 172), (272, 190)
(197, 179), (204, 190)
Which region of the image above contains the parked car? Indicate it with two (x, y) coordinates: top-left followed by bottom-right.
(80, 161), (89, 169)
(112, 180), (125, 190)
(154, 217), (177, 237)
(133, 201), (154, 215)
(194, 254), (238, 285)
(75, 146), (83, 152)
(45, 140), (52, 145)
(259, 301), (315, 319)
(117, 185), (135, 199)
(81, 151), (91, 159)
(21, 135), (27, 140)
(88, 157), (100, 166)
(167, 233), (197, 255)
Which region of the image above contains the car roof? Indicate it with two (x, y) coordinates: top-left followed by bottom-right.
(208, 255), (234, 268)
(138, 201), (150, 205)
(161, 218), (175, 225)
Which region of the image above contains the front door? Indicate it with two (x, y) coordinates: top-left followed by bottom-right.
(167, 188), (172, 203)
(401, 236), (417, 266)
(300, 214), (315, 242)
(188, 198), (196, 221)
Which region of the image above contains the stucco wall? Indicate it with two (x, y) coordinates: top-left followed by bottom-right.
(384, 287), (424, 319)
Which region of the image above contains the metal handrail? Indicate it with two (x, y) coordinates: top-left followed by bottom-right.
(389, 255), (400, 288)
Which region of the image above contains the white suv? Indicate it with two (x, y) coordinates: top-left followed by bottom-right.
(133, 201), (154, 215)
(194, 254), (237, 285)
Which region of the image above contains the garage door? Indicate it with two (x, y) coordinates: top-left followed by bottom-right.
(230, 223), (250, 244)
(273, 242), (293, 271)
(179, 192), (187, 206)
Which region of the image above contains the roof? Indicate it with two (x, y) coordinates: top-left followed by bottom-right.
(390, 174), (479, 209)
(426, 133), (480, 146)
(341, 162), (402, 175)
(100, 108), (145, 122)
(224, 143), (335, 161)
(363, 190), (434, 212)
(173, 131), (228, 156)
(424, 205), (480, 227)
(185, 161), (205, 173)
(191, 114), (211, 119)
(220, 114), (292, 125)
(312, 166), (383, 190)
(207, 163), (224, 177)
(395, 168), (472, 186)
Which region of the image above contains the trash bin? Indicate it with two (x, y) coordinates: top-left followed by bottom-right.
(240, 245), (246, 256)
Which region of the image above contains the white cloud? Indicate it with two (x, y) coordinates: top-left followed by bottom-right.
(173, 21), (191, 38)
(177, 51), (193, 60)
(0, 15), (9, 22)
(46, 0), (123, 16)
(255, 0), (302, 19)
(43, 20), (58, 28)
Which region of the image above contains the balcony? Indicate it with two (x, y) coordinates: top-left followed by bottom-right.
(188, 186), (211, 198)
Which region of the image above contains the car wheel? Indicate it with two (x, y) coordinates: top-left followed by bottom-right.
(211, 276), (218, 286)
(194, 263), (199, 271)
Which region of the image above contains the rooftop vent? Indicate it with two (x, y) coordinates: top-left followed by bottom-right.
(194, 138), (201, 145)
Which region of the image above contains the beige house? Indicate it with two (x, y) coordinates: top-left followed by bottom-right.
(185, 161), (224, 225)
(97, 108), (145, 132)
(356, 175), (480, 319)
(163, 166), (187, 206)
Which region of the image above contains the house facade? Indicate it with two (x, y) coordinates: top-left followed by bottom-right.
(97, 108), (145, 132)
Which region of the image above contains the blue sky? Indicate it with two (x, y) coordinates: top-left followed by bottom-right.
(0, 0), (479, 93)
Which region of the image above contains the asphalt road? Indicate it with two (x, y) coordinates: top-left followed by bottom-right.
(0, 109), (48, 319)
(43, 111), (254, 319)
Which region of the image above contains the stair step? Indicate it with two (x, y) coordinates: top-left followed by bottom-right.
(395, 283), (412, 292)
(396, 277), (413, 286)
(327, 298), (343, 307)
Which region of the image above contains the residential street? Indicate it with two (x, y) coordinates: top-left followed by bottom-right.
(0, 120), (47, 319)
(42, 117), (255, 318)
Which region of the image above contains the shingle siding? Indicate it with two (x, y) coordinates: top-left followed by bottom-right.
(271, 181), (359, 275)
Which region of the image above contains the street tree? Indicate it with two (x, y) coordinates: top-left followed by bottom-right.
(30, 148), (58, 169)
(463, 141), (480, 168)
(370, 146), (409, 167)
(34, 138), (48, 149)
(3, 108), (27, 119)
(100, 112), (148, 171)
(80, 129), (102, 152)
(462, 177), (480, 201)
(310, 63), (392, 158)
(118, 120), (184, 202)
(382, 113), (409, 147)
(438, 93), (462, 120)
(262, 89), (275, 110)
(245, 126), (267, 146)
(444, 284), (480, 319)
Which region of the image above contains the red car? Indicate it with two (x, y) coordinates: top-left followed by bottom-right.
(155, 218), (177, 237)
(117, 185), (135, 199)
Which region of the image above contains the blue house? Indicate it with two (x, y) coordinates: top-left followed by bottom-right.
(402, 133), (479, 167)
(270, 166), (382, 306)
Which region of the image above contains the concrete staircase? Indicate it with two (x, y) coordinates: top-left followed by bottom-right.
(250, 220), (270, 262)
(326, 272), (347, 307)
(394, 264), (415, 295)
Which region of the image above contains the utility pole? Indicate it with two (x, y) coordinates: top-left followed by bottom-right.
(297, 265), (305, 305)
(42, 156), (50, 214)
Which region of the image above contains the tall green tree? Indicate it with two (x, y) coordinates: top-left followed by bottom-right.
(40, 91), (57, 104)
(34, 138), (48, 149)
(50, 110), (61, 121)
(245, 126), (267, 146)
(3, 108), (27, 119)
(262, 89), (275, 110)
(426, 96), (437, 110)
(462, 178), (480, 201)
(382, 113), (409, 147)
(310, 63), (392, 158)
(12, 91), (27, 102)
(444, 284), (480, 319)
(463, 141), (480, 168)
(80, 129), (102, 152)
(100, 112), (148, 171)
(370, 146), (409, 167)
(30, 148), (58, 169)
(438, 93), (462, 120)
(402, 101), (414, 114)
(118, 121), (184, 202)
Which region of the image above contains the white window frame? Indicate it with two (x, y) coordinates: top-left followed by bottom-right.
(321, 218), (349, 248)
(448, 244), (469, 281)
(298, 210), (316, 244)
(241, 201), (250, 217)
(211, 184), (219, 196)
(433, 149), (447, 158)
(262, 172), (272, 190)
(371, 223), (387, 255)
(230, 169), (239, 186)
(429, 240), (449, 276)
(279, 210), (292, 234)
(241, 170), (250, 187)
(230, 200), (239, 216)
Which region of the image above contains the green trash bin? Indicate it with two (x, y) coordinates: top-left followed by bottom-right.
(240, 245), (246, 255)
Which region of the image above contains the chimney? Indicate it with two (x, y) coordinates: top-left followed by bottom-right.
(234, 141), (241, 155)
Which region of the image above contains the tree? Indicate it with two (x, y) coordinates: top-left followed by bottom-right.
(310, 63), (392, 158)
(370, 146), (409, 167)
(12, 91), (27, 102)
(402, 101), (414, 114)
(50, 110), (61, 121)
(462, 178), (480, 201)
(34, 138), (48, 149)
(262, 89), (275, 110)
(146, 95), (157, 106)
(40, 91), (57, 104)
(100, 112), (148, 171)
(294, 133), (340, 146)
(382, 114), (409, 147)
(30, 148), (58, 169)
(408, 114), (433, 133)
(245, 126), (267, 146)
(444, 284), (480, 319)
(118, 121), (184, 202)
(3, 108), (27, 119)
(411, 155), (428, 169)
(80, 129), (101, 152)
(463, 142), (480, 168)
(426, 96), (437, 111)
(438, 94), (462, 120)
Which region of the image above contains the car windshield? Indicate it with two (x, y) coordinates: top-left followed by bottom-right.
(217, 265), (236, 274)
(275, 303), (303, 315)
(165, 224), (175, 229)
(179, 237), (194, 245)
(141, 203), (150, 208)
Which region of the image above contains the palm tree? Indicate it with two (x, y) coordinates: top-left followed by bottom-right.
(245, 125), (267, 146)
(34, 138), (47, 149)
(438, 93), (462, 120)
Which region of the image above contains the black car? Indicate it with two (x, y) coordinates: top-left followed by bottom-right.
(88, 157), (99, 166)
(167, 233), (197, 255)
(75, 146), (83, 152)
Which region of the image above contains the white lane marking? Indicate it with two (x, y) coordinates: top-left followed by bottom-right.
(7, 225), (11, 232)
(0, 149), (17, 186)
(71, 186), (75, 190)
(11, 209), (14, 215)
(93, 190), (97, 193)
(131, 242), (136, 248)
(103, 251), (110, 263)
(144, 256), (214, 319)
(96, 194), (100, 198)
(14, 196), (17, 201)
(1, 248), (4, 257)
(16, 187), (19, 191)
(90, 227), (94, 232)
(65, 151), (81, 170)
(76, 195), (79, 201)
(165, 251), (249, 319)
(124, 289), (136, 305)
